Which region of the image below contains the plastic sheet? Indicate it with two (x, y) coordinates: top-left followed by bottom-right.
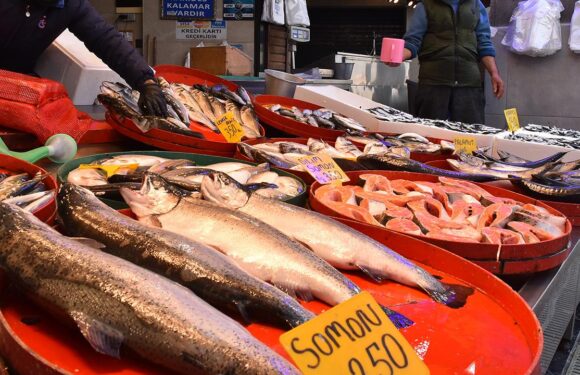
(571, 1), (580, 53)
(284, 0), (310, 26)
(261, 0), (285, 25)
(501, 0), (564, 57)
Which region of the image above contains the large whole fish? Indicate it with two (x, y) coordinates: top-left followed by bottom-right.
(201, 172), (472, 309)
(357, 153), (500, 182)
(120, 175), (413, 328)
(58, 183), (313, 329)
(0, 202), (298, 375)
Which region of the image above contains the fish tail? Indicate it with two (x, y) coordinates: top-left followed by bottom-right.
(419, 279), (474, 309)
(381, 305), (414, 329)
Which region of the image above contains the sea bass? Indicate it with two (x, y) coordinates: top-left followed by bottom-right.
(201, 172), (472, 309)
(121, 175), (413, 328)
(58, 184), (312, 329)
(0, 202), (298, 375)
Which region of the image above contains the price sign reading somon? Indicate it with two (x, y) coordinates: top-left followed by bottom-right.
(280, 292), (429, 375)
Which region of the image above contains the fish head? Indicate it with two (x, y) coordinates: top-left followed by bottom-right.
(120, 174), (181, 219)
(201, 172), (251, 209)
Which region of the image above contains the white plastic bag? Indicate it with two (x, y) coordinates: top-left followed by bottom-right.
(261, 0), (285, 25)
(501, 0), (564, 57)
(571, 1), (580, 53)
(285, 0), (310, 27)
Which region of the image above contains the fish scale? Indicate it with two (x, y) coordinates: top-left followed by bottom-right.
(0, 202), (298, 375)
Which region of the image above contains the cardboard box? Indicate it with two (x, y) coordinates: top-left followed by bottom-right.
(189, 46), (253, 76)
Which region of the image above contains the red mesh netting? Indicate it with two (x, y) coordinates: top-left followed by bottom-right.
(0, 69), (91, 142)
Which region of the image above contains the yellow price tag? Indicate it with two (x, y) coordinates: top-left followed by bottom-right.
(297, 154), (350, 185)
(453, 137), (478, 155)
(79, 163), (139, 178)
(216, 112), (245, 143)
(504, 108), (521, 133)
(280, 292), (429, 375)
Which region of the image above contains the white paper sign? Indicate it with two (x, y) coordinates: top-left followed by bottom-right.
(176, 20), (227, 40)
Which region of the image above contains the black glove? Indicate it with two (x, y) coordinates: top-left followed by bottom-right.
(138, 81), (169, 118)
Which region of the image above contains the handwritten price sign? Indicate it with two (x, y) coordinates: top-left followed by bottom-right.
(297, 154), (350, 185)
(79, 163), (139, 178)
(453, 136), (478, 155)
(216, 112), (245, 143)
(504, 108), (521, 133)
(280, 292), (429, 375)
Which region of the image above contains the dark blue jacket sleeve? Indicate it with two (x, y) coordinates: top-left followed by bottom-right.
(67, 0), (154, 89)
(476, 1), (496, 58)
(403, 3), (428, 59)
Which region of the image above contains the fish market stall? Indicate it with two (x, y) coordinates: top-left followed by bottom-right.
(0, 61), (579, 374)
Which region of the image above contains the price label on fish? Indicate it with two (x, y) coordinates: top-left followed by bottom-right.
(297, 154), (350, 185)
(504, 108), (521, 133)
(453, 137), (477, 155)
(79, 164), (140, 178)
(280, 292), (429, 375)
(216, 112), (245, 143)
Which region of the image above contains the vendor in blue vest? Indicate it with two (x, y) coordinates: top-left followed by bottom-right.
(392, 0), (504, 124)
(0, 0), (168, 117)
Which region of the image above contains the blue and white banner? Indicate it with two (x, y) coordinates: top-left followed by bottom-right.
(161, 0), (215, 20)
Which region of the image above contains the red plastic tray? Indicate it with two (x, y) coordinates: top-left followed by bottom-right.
(0, 155), (57, 224)
(309, 170), (572, 275)
(103, 66), (265, 156)
(0, 211), (541, 375)
(427, 160), (580, 227)
(254, 95), (347, 140)
(107, 114), (234, 157)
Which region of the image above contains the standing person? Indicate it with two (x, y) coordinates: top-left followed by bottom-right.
(391, 0), (504, 124)
(0, 0), (168, 117)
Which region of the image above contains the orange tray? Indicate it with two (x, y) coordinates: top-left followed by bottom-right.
(254, 95), (347, 140)
(309, 170), (572, 276)
(0, 210), (541, 375)
(103, 66), (265, 157)
(427, 160), (580, 227)
(0, 155), (57, 224)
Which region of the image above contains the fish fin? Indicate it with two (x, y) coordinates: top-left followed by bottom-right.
(357, 264), (386, 283)
(233, 300), (252, 325)
(295, 289), (315, 302)
(71, 312), (124, 358)
(69, 237), (106, 250)
(381, 306), (414, 329)
(421, 282), (474, 309)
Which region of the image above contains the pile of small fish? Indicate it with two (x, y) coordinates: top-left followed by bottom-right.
(265, 104), (367, 134)
(504, 132), (580, 150)
(524, 124), (580, 139)
(0, 172), (54, 212)
(238, 134), (452, 173)
(99, 78), (261, 140)
(448, 150), (580, 203)
(66, 154), (303, 200)
(367, 106), (502, 135)
(315, 174), (568, 244)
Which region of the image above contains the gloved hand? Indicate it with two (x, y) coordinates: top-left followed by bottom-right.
(138, 80), (169, 117)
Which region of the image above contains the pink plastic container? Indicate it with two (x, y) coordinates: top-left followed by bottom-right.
(381, 37), (405, 63)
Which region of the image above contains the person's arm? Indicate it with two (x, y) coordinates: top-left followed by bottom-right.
(67, 0), (168, 116)
(476, 1), (504, 99)
(386, 4), (427, 67)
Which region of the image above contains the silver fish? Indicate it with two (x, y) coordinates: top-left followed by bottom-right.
(0, 202), (299, 375)
(202, 172), (473, 310)
(335, 137), (363, 158)
(240, 106), (262, 139)
(58, 184), (313, 329)
(120, 175), (412, 327)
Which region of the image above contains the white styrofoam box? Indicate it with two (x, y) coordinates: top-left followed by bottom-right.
(35, 29), (125, 105)
(494, 137), (580, 162)
(294, 85), (496, 149)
